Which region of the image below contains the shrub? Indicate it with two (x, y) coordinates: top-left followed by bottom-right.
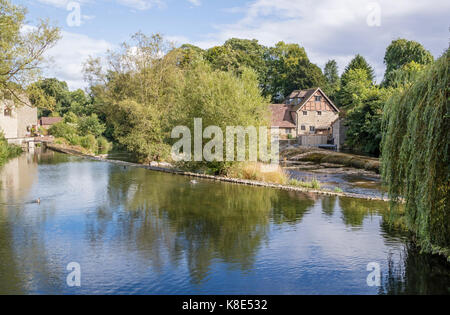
(226, 162), (287, 185)
(48, 121), (77, 139)
(288, 178), (322, 189)
(78, 114), (106, 137)
(97, 136), (112, 154)
(80, 134), (98, 152)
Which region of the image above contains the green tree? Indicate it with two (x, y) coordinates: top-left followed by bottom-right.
(383, 39), (434, 87)
(28, 78), (92, 117)
(78, 114), (105, 137)
(0, 0), (60, 103)
(83, 32), (184, 162)
(323, 60), (340, 102)
(345, 87), (391, 155)
(342, 54), (375, 84)
(172, 62), (270, 173)
(337, 68), (372, 109)
(267, 42), (326, 102)
(381, 49), (449, 259)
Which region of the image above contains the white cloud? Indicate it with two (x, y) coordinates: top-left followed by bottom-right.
(191, 0), (450, 82)
(44, 31), (113, 90)
(187, 0), (201, 6)
(116, 0), (200, 10)
(36, 0), (89, 8)
(116, 0), (164, 10)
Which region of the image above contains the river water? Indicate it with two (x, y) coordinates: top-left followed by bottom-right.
(0, 150), (449, 294)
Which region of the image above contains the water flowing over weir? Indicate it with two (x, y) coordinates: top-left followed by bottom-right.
(0, 149), (449, 294)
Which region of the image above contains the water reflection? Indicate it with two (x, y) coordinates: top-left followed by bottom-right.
(0, 151), (448, 294)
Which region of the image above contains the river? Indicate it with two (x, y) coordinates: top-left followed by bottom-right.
(0, 150), (449, 294)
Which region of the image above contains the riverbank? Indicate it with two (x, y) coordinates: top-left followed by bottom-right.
(281, 147), (380, 173)
(46, 143), (390, 201)
(0, 136), (22, 166)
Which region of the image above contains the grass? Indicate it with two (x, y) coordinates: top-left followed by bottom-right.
(0, 135), (23, 165)
(288, 178), (321, 189)
(226, 162), (288, 185)
(334, 187), (344, 193)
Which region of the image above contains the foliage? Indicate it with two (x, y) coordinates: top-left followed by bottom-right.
(323, 60), (340, 102)
(342, 54), (375, 84)
(79, 134), (98, 152)
(345, 87), (392, 155)
(78, 113), (105, 137)
(338, 68), (373, 109)
(0, 132), (22, 165)
(288, 178), (321, 189)
(0, 0), (60, 104)
(84, 32), (184, 162)
(381, 49), (449, 259)
(172, 62), (270, 173)
(266, 41), (326, 102)
(383, 39), (434, 87)
(48, 121), (78, 139)
(27, 78), (93, 117)
(226, 162), (287, 185)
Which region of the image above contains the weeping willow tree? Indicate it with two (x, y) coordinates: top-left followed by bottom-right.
(381, 49), (449, 259)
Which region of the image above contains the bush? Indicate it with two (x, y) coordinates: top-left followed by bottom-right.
(97, 136), (112, 154)
(80, 134), (98, 152)
(226, 162), (287, 185)
(78, 114), (106, 137)
(0, 132), (22, 165)
(48, 121), (77, 139)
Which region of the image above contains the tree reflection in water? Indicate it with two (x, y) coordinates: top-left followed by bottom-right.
(86, 166), (315, 283)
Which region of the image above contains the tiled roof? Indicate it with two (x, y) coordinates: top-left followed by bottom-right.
(270, 104), (296, 128)
(40, 117), (63, 125)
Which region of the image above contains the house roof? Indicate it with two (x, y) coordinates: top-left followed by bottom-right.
(289, 87), (340, 113)
(40, 117), (63, 125)
(270, 104), (296, 128)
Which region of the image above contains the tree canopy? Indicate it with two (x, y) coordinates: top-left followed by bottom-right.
(381, 49), (449, 259)
(0, 0), (60, 104)
(383, 39), (434, 87)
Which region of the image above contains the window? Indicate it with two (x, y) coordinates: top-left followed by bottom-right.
(317, 111), (322, 116)
(303, 111), (308, 116)
(288, 98), (293, 104)
(301, 125), (306, 131)
(4, 108), (12, 117)
(310, 126), (315, 132)
(315, 96), (322, 102)
(286, 129), (292, 134)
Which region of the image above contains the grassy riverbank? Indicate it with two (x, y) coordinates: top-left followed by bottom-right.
(0, 134), (22, 166)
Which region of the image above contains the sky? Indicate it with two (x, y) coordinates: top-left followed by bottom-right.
(13, 0), (450, 90)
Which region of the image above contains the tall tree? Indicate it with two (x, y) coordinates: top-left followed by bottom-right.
(0, 0), (60, 104)
(381, 49), (449, 259)
(267, 41), (326, 102)
(204, 38), (270, 95)
(323, 60), (340, 102)
(383, 39), (434, 87)
(342, 54), (375, 83)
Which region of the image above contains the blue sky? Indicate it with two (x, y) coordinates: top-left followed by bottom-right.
(14, 0), (450, 90)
